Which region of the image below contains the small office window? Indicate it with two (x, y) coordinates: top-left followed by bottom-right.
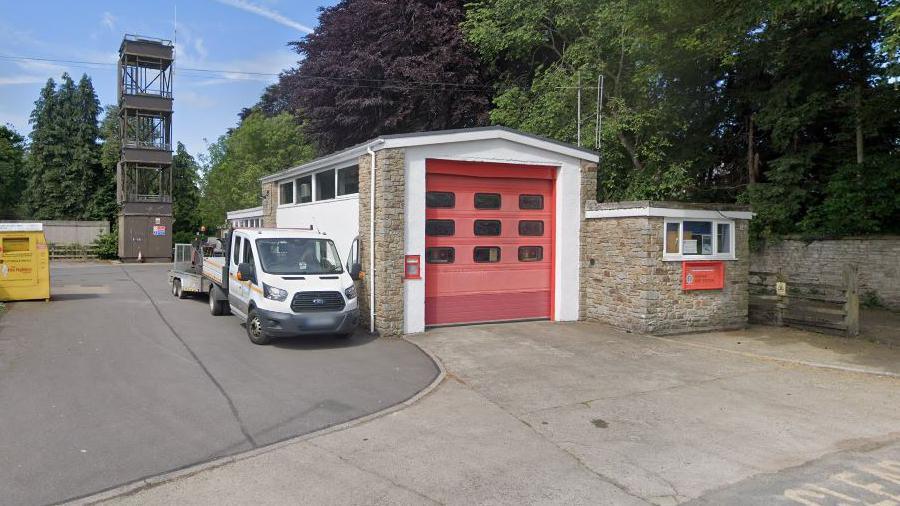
(426, 219), (455, 236)
(337, 166), (359, 195)
(474, 220), (501, 236)
(297, 175), (312, 203)
(426, 192), (455, 208)
(519, 195), (544, 209)
(426, 247), (455, 264)
(279, 182), (293, 205)
(473, 246), (501, 263)
(663, 219), (734, 260)
(316, 169), (336, 201)
(518, 220), (544, 236)
(518, 246), (543, 262)
(474, 193), (501, 209)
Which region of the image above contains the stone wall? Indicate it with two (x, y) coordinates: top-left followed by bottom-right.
(581, 209), (750, 334)
(357, 148), (406, 336)
(751, 236), (900, 310)
(578, 161), (598, 320)
(261, 181), (277, 228)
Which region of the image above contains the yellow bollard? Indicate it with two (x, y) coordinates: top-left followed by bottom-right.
(0, 223), (51, 302)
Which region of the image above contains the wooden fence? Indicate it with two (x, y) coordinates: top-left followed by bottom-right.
(749, 265), (859, 337)
(49, 243), (99, 261)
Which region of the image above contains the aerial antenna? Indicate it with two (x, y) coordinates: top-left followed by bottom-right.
(576, 71), (582, 147)
(596, 74), (604, 151)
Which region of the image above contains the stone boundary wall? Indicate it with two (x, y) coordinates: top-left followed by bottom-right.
(0, 220), (109, 245)
(751, 236), (900, 310)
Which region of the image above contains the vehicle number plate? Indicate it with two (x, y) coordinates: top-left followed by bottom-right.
(307, 316), (333, 327)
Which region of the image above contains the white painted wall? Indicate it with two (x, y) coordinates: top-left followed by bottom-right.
(402, 138), (585, 334)
(275, 195), (360, 263)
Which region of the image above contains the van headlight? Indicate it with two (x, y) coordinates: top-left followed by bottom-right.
(263, 283), (288, 302)
(344, 284), (357, 300)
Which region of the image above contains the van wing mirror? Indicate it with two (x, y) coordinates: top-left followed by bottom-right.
(237, 262), (254, 282)
(349, 262), (362, 281)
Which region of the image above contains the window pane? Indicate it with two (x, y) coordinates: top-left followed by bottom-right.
(474, 220), (502, 236)
(665, 222), (680, 254)
(232, 236), (241, 264)
(425, 219), (455, 236)
(518, 246), (543, 262)
(316, 169), (336, 200)
(717, 223), (731, 254)
(426, 191), (455, 208)
(297, 175), (312, 203)
(337, 166), (359, 195)
(473, 246), (501, 263)
(279, 182), (293, 205)
(683, 221), (713, 255)
(518, 220), (544, 236)
(425, 247), (454, 264)
(474, 193), (501, 209)
(519, 194), (544, 209)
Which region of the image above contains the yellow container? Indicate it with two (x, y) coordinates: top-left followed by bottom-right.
(0, 223), (51, 302)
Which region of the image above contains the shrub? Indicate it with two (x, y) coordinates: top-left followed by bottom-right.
(93, 232), (118, 260)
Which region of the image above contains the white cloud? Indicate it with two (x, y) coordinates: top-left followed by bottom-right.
(0, 75), (47, 86)
(193, 38), (208, 60)
(101, 12), (116, 31)
(214, 0), (314, 34)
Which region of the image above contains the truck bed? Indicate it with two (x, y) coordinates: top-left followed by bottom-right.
(203, 256), (226, 286)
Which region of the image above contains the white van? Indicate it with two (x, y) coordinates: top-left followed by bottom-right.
(200, 228), (361, 345)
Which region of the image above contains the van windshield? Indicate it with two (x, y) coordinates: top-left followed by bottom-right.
(255, 238), (343, 275)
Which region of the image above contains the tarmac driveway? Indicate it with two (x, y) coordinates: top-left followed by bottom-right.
(0, 263), (438, 506)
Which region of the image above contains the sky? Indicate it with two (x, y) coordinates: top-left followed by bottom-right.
(0, 0), (336, 160)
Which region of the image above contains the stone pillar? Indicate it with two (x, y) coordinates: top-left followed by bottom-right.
(579, 161), (598, 320)
(261, 181), (277, 228)
(357, 148), (406, 337)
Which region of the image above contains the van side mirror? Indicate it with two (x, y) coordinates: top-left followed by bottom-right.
(349, 262), (362, 281)
(237, 262), (254, 282)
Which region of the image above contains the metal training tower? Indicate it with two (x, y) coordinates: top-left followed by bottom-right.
(116, 34), (174, 261)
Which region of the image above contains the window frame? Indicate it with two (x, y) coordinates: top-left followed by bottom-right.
(278, 181), (294, 206)
(474, 192), (502, 210)
(473, 246), (502, 263)
(662, 218), (736, 261)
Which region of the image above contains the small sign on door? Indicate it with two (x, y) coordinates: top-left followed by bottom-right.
(152, 225), (166, 236)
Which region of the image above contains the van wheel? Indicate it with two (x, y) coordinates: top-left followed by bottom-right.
(172, 280), (179, 297)
(209, 286), (225, 316)
(246, 309), (272, 345)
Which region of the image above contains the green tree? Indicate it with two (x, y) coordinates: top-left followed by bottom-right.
(199, 112), (316, 227)
(0, 125), (27, 218)
(87, 105), (120, 224)
(172, 142), (201, 235)
(25, 73), (104, 220)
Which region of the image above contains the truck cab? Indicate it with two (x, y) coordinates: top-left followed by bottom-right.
(221, 228), (360, 345)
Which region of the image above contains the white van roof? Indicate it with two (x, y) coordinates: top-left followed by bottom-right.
(233, 228), (330, 240)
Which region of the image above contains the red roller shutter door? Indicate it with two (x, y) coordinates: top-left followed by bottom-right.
(424, 159), (555, 325)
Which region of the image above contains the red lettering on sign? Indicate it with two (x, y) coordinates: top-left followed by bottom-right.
(682, 261), (724, 290)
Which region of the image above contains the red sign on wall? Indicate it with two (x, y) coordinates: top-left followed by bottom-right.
(682, 261), (724, 290)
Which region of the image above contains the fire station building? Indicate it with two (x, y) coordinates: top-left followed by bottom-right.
(250, 126), (753, 337)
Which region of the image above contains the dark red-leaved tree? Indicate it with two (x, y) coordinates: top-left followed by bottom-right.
(281, 0), (492, 152)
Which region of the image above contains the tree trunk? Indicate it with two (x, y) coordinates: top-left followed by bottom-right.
(747, 113), (759, 184)
(616, 131), (643, 172)
(855, 83), (864, 165)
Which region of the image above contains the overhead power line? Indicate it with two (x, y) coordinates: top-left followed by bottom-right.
(0, 53), (604, 91)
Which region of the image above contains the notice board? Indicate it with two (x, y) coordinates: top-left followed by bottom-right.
(682, 261), (724, 290)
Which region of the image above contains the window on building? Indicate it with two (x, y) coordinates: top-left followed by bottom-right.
(518, 220), (544, 236)
(474, 220), (501, 236)
(473, 246), (501, 263)
(316, 169), (336, 201)
(337, 166), (359, 195)
(519, 195), (544, 209)
(297, 175), (312, 203)
(474, 193), (501, 209)
(279, 181), (293, 205)
(426, 191), (455, 208)
(518, 246), (543, 262)
(663, 219), (734, 260)
(425, 219), (455, 236)
(426, 247), (455, 263)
